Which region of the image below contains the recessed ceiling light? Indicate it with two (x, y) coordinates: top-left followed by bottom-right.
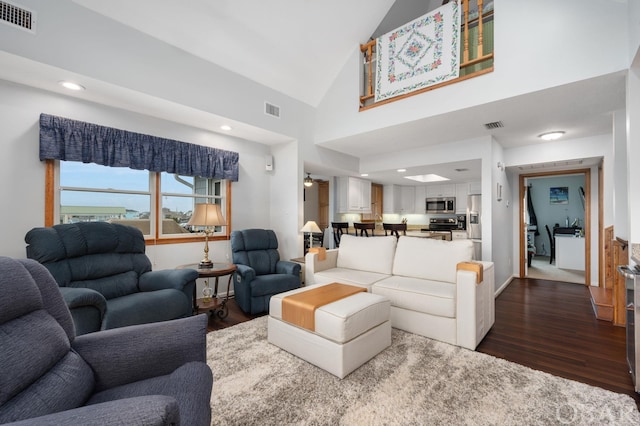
(360, 173), (369, 177)
(538, 131), (565, 141)
(58, 81), (85, 91)
(220, 125), (232, 131)
(404, 174), (450, 183)
(397, 168), (406, 173)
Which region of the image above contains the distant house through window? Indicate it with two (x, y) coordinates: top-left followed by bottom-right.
(46, 160), (231, 244)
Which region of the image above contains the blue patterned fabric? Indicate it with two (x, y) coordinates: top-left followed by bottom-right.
(231, 229), (301, 314)
(25, 222), (197, 335)
(0, 256), (212, 425)
(39, 113), (239, 181)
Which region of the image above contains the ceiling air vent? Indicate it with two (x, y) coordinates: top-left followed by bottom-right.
(0, 1), (36, 33)
(265, 102), (281, 118)
(484, 121), (504, 130)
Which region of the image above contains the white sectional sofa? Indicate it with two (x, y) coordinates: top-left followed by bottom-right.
(305, 234), (495, 350)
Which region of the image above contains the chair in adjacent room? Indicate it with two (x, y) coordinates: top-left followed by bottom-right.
(545, 224), (556, 264)
(25, 222), (199, 335)
(331, 222), (349, 247)
(354, 222), (375, 237)
(0, 256), (212, 425)
(383, 223), (407, 239)
(230, 229), (301, 314)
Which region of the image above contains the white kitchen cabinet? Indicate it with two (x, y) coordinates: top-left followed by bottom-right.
(400, 186), (415, 214)
(414, 186), (426, 213)
(383, 185), (415, 214)
(382, 184), (397, 214)
(455, 183), (469, 213)
(468, 181), (481, 195)
(426, 184), (455, 198)
(337, 176), (371, 213)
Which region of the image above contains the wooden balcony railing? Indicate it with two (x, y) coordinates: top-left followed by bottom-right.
(360, 0), (494, 110)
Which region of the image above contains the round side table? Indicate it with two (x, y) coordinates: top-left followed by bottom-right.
(176, 263), (237, 319)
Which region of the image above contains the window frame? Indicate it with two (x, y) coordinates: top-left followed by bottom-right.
(45, 160), (232, 245)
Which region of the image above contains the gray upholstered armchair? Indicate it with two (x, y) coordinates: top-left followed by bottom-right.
(25, 222), (199, 335)
(0, 256), (212, 425)
(230, 229), (301, 314)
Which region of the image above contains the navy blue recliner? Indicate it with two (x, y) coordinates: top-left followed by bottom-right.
(0, 256), (212, 425)
(230, 229), (301, 314)
(25, 222), (199, 335)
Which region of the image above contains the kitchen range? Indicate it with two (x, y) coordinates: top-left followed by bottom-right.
(419, 215), (467, 241)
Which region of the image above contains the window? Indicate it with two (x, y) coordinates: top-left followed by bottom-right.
(47, 160), (230, 244)
(159, 172), (226, 236)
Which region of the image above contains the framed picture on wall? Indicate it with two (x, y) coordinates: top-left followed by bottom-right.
(550, 187), (569, 204)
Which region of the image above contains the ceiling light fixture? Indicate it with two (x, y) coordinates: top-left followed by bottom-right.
(404, 173), (450, 183)
(397, 168), (406, 173)
(360, 173), (369, 177)
(538, 131), (565, 141)
(303, 173), (314, 187)
(220, 125), (232, 131)
(58, 81), (85, 91)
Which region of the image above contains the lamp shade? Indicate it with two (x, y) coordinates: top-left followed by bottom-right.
(187, 203), (225, 227)
(300, 221), (321, 234)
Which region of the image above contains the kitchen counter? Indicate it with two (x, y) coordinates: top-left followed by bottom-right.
(405, 230), (448, 240)
(555, 235), (585, 271)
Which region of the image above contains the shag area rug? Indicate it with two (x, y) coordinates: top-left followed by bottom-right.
(207, 317), (640, 425)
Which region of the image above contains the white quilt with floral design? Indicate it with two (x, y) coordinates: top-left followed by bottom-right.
(375, 1), (461, 102)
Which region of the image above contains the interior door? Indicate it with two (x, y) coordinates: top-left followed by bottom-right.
(317, 181), (329, 230)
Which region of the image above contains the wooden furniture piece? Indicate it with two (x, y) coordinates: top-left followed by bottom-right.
(354, 222), (375, 237)
(383, 223), (407, 238)
(589, 226), (628, 325)
(612, 237), (628, 326)
(176, 262), (237, 319)
(331, 222), (349, 247)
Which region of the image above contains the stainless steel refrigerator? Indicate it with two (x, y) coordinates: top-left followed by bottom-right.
(467, 194), (482, 260)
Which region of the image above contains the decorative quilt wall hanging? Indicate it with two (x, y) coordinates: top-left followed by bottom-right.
(375, 0), (461, 102)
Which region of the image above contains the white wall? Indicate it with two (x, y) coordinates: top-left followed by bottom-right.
(270, 140), (302, 260)
(0, 0), (314, 141)
(315, 0), (628, 146)
(491, 138), (511, 292)
(527, 174), (586, 253)
(0, 79), (276, 297)
(628, 53), (640, 263)
(613, 110), (628, 240)
(629, 0), (640, 66)
(505, 135), (611, 285)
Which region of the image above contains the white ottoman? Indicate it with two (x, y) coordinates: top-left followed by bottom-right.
(268, 284), (391, 379)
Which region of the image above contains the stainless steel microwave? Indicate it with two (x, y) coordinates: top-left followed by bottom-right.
(426, 197), (455, 214)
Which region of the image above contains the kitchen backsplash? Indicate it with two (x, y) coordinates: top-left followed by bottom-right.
(632, 243), (640, 264)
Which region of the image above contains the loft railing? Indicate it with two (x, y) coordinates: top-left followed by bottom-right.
(360, 0), (494, 110)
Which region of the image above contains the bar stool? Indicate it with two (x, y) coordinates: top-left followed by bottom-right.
(331, 222), (349, 247)
(354, 222), (375, 237)
(383, 223), (407, 239)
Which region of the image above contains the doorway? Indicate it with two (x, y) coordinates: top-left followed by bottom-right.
(519, 169), (592, 285)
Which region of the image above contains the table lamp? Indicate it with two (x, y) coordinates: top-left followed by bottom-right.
(300, 220), (322, 249)
(187, 203), (226, 268)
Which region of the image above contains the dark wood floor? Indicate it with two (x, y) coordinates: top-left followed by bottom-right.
(204, 278), (640, 408)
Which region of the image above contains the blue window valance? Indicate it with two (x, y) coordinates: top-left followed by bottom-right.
(39, 113), (239, 181)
